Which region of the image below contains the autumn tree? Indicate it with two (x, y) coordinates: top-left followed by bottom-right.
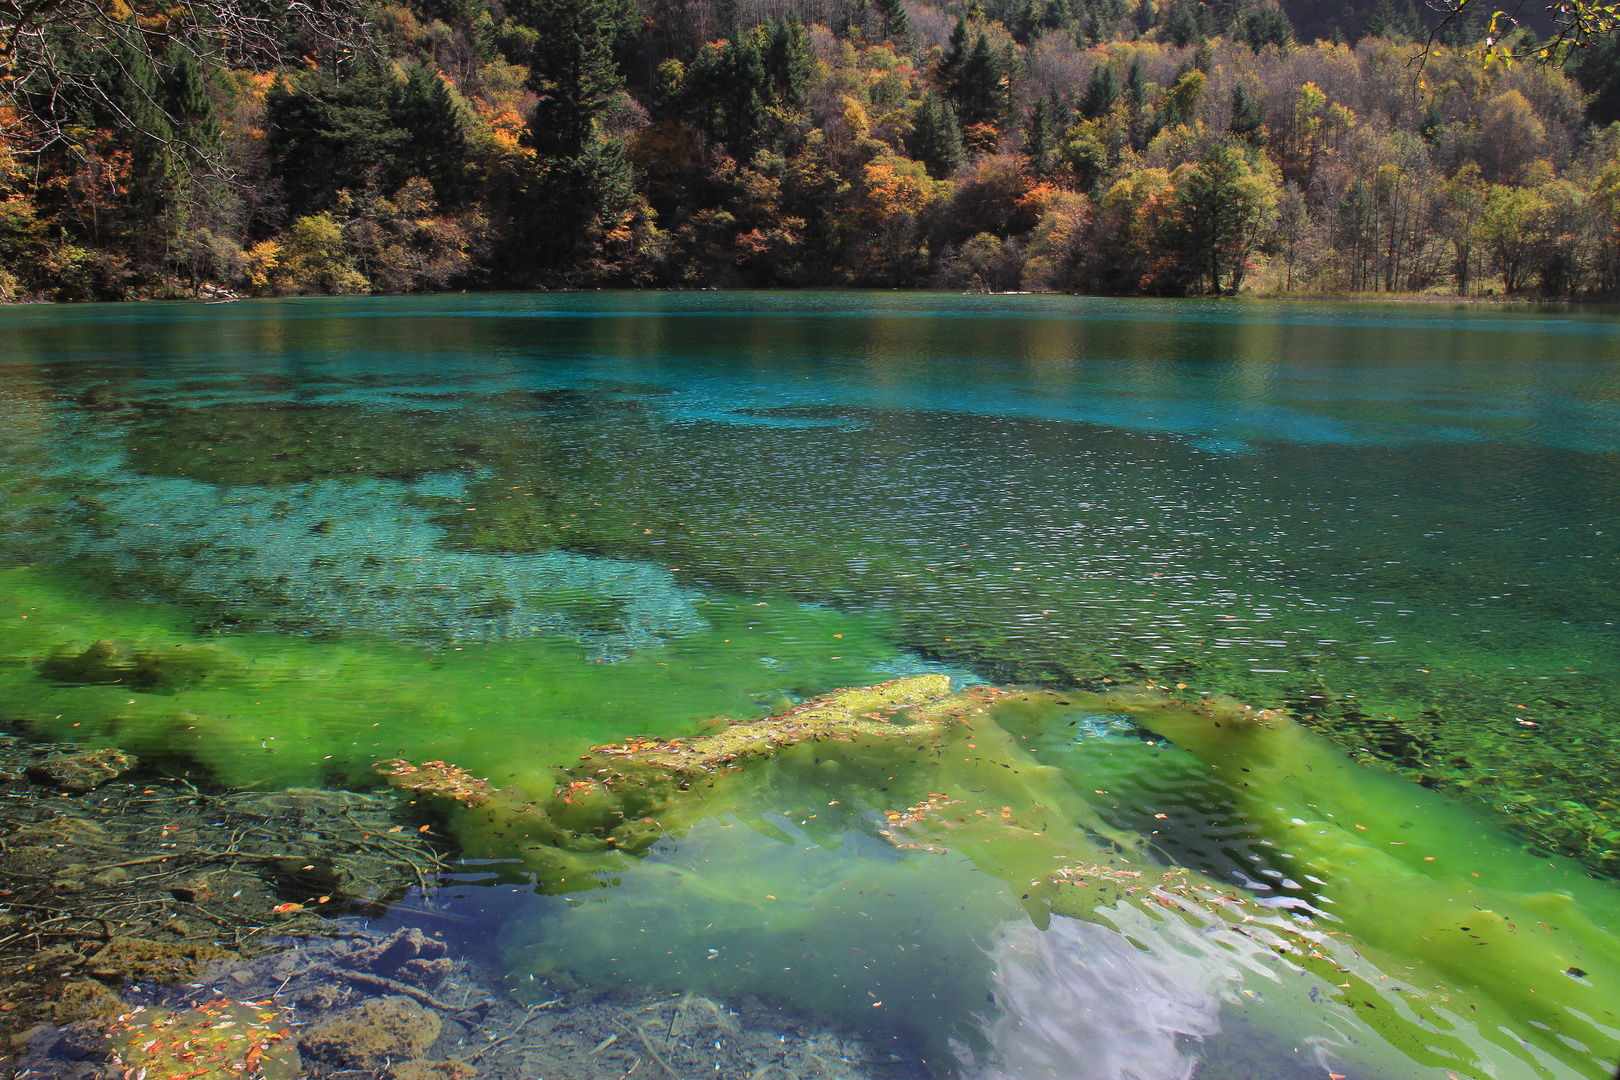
(1160, 143), (1279, 293)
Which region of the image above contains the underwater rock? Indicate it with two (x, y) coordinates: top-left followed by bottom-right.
(84, 937), (234, 984)
(50, 980), (124, 1025)
(419, 675), (994, 879)
(26, 748), (135, 793)
(379, 760), (492, 806)
(39, 639), (239, 691)
(386, 1060), (477, 1080)
(341, 927), (448, 976)
(299, 996), (443, 1068)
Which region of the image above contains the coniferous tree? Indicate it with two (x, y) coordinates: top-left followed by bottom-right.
(266, 67), (407, 218)
(720, 30), (770, 154)
(872, 0), (914, 49)
(1079, 62), (1119, 119)
(520, 0), (637, 275)
(1237, 5), (1293, 51)
(524, 0), (633, 161)
(1024, 95), (1055, 176)
(395, 66), (469, 205)
(1573, 32), (1620, 125)
(939, 17), (970, 97)
(948, 32), (1003, 128)
(162, 53), (220, 151)
(911, 92), (965, 178)
(1125, 59), (1145, 106)
(764, 18), (814, 109)
(1364, 0), (1421, 40)
(1228, 83), (1263, 142)
(1160, 142), (1277, 293)
(1163, 0), (1207, 46)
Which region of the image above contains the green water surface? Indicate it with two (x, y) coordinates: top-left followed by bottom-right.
(1, 293), (1618, 1078)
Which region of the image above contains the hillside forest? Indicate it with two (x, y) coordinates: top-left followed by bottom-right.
(3, 0), (1620, 299)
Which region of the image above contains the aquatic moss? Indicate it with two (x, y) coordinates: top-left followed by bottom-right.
(41, 638), (242, 691)
(124, 403), (480, 486)
(468, 678), (1620, 1078)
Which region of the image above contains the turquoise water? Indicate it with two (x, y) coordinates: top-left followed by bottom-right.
(2, 293), (1619, 1078)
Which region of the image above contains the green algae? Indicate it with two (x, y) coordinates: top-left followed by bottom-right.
(449, 679), (1620, 1078)
(0, 565), (957, 791)
(73, 384), (1620, 888)
(124, 403), (481, 486)
(113, 394), (1620, 882)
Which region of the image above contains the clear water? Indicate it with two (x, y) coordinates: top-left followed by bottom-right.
(2, 293), (1618, 1078)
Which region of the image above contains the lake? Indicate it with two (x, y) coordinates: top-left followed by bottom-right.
(1, 292), (1618, 1078)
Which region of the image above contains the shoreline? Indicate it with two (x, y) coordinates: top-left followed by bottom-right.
(0, 287), (1616, 310)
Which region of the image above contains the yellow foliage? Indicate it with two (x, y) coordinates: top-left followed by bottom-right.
(840, 95), (871, 140)
(862, 154), (944, 217)
(242, 241), (280, 292)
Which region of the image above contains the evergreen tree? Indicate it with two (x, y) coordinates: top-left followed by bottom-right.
(1024, 95), (1055, 176)
(266, 67), (407, 218)
(720, 30), (770, 154)
(911, 92), (965, 178)
(1049, 88), (1073, 132)
(517, 0), (637, 277)
(1160, 143), (1277, 293)
(1364, 0), (1421, 40)
(872, 0), (915, 49)
(939, 16), (970, 97)
(1000, 40), (1023, 124)
(1125, 59), (1145, 106)
(947, 32), (1003, 128)
(162, 52), (220, 151)
(523, 0), (634, 161)
(1163, 0), (1207, 46)
(1079, 62), (1119, 119)
(1573, 32), (1620, 125)
(1237, 5), (1294, 51)
(395, 66), (469, 205)
(764, 18), (814, 109)
(1228, 83), (1263, 141)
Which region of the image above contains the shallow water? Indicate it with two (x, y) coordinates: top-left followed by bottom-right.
(2, 293), (1619, 1078)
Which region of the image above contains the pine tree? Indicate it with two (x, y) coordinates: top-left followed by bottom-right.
(1364, 0), (1422, 41)
(162, 52), (220, 151)
(519, 0), (637, 276)
(1163, 0), (1206, 46)
(1125, 59), (1145, 106)
(946, 31), (1003, 129)
(872, 0), (914, 49)
(524, 0), (634, 161)
(720, 30), (770, 155)
(1024, 95), (1055, 176)
(1228, 83), (1263, 142)
(1079, 62), (1119, 119)
(910, 92), (964, 178)
(764, 18), (814, 108)
(1237, 5), (1294, 51)
(395, 67), (469, 205)
(939, 16), (969, 95)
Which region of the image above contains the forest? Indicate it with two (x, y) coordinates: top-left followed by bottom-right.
(1, 0), (1619, 299)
